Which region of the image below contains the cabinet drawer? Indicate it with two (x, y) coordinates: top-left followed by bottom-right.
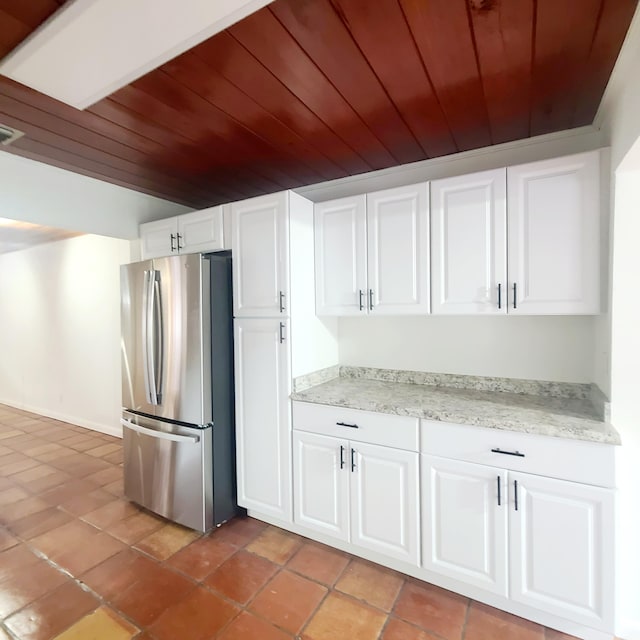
(293, 402), (419, 451)
(421, 420), (615, 488)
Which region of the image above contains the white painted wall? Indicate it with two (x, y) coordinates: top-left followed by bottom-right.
(0, 152), (191, 239)
(0, 234), (131, 436)
(596, 5), (640, 638)
(338, 316), (595, 383)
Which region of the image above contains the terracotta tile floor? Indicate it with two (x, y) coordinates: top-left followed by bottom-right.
(0, 404), (591, 640)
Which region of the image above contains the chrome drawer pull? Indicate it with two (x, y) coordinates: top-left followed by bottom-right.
(336, 421), (359, 429)
(491, 447), (525, 458)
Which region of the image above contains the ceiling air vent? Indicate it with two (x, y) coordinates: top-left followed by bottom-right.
(0, 125), (25, 146)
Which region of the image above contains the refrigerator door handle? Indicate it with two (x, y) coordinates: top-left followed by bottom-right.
(142, 270), (156, 405)
(121, 418), (200, 444)
(151, 272), (164, 404)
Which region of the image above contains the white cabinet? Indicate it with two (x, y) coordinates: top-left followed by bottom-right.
(232, 192), (289, 317)
(292, 402), (420, 564)
(431, 169), (507, 314)
(422, 455), (508, 596)
(140, 206), (224, 259)
(507, 152), (600, 314)
(314, 183), (429, 316)
(314, 196), (367, 315)
(421, 421), (615, 633)
(234, 318), (291, 521)
(293, 431), (349, 541)
(509, 472), (614, 629)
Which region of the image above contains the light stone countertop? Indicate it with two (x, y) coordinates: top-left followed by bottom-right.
(291, 375), (621, 445)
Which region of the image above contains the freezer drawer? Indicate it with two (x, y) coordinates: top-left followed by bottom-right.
(122, 411), (213, 532)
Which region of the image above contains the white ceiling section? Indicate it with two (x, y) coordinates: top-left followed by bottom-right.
(0, 0), (274, 110)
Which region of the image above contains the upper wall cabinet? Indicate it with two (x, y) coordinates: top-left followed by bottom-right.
(232, 191), (290, 318)
(431, 169), (507, 315)
(508, 151), (600, 315)
(431, 151), (600, 315)
(315, 183), (430, 316)
(140, 206), (225, 259)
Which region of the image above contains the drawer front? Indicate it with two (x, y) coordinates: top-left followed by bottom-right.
(421, 420), (615, 488)
(293, 402), (419, 451)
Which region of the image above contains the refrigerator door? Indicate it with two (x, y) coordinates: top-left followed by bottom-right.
(122, 411), (213, 532)
(121, 259), (158, 417)
(121, 254), (211, 425)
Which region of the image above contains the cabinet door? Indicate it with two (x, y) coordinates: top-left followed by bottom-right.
(507, 151), (600, 314)
(509, 472), (614, 630)
(314, 196), (367, 316)
(293, 431), (349, 541)
(178, 206), (224, 254)
(422, 455), (508, 596)
(431, 170), (507, 315)
(350, 442), (419, 564)
(140, 218), (177, 259)
(232, 192), (289, 317)
(234, 318), (292, 521)
(367, 183), (430, 314)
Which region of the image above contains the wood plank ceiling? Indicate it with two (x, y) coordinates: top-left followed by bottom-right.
(0, 0), (637, 208)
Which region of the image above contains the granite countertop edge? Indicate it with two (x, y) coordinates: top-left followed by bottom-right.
(290, 376), (621, 446)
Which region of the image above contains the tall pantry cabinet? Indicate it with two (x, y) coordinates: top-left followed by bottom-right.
(232, 191), (338, 522)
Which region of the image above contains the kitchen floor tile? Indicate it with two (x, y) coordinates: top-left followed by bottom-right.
(81, 499), (140, 529)
(544, 630), (581, 639)
(4, 580), (99, 640)
(205, 549), (278, 604)
(134, 521), (200, 561)
(8, 506), (74, 539)
(217, 611), (292, 640)
(249, 569), (327, 635)
(212, 514), (268, 546)
(0, 495), (50, 525)
(287, 541), (350, 586)
(465, 602), (545, 640)
(393, 580), (468, 640)
(0, 528), (18, 551)
(149, 586), (240, 640)
(167, 534), (237, 580)
(51, 606), (138, 640)
(381, 618), (442, 640)
(105, 509), (165, 545)
(246, 526), (302, 564)
(335, 558), (404, 612)
(302, 592), (387, 640)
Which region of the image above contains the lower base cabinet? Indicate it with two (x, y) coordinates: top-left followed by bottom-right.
(422, 454), (615, 631)
(293, 430), (420, 565)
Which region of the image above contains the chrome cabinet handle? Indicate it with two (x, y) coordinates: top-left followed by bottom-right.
(497, 476), (501, 506)
(368, 289), (374, 311)
(351, 448), (356, 472)
(170, 233), (176, 252)
(279, 291), (286, 313)
(498, 283), (502, 310)
(358, 289), (364, 311)
(339, 445), (345, 470)
(279, 322), (286, 343)
(514, 480), (519, 511)
(121, 419), (200, 443)
(176, 233), (183, 250)
(513, 282), (517, 309)
(336, 421), (359, 429)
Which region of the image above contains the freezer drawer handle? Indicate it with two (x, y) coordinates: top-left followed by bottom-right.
(491, 447), (525, 457)
(121, 418), (200, 444)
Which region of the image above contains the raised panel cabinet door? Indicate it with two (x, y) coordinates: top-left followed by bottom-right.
(431, 170), (507, 314)
(509, 472), (614, 630)
(292, 431), (350, 541)
(367, 183), (430, 314)
(350, 442), (420, 565)
(314, 195), (367, 315)
(234, 318), (292, 521)
(507, 151), (600, 314)
(178, 206), (224, 254)
(140, 217), (178, 259)
(232, 192), (290, 317)
(421, 455), (508, 596)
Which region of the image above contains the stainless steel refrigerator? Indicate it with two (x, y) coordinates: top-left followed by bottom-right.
(120, 252), (236, 532)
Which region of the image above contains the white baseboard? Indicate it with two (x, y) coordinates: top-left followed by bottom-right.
(0, 398), (122, 438)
